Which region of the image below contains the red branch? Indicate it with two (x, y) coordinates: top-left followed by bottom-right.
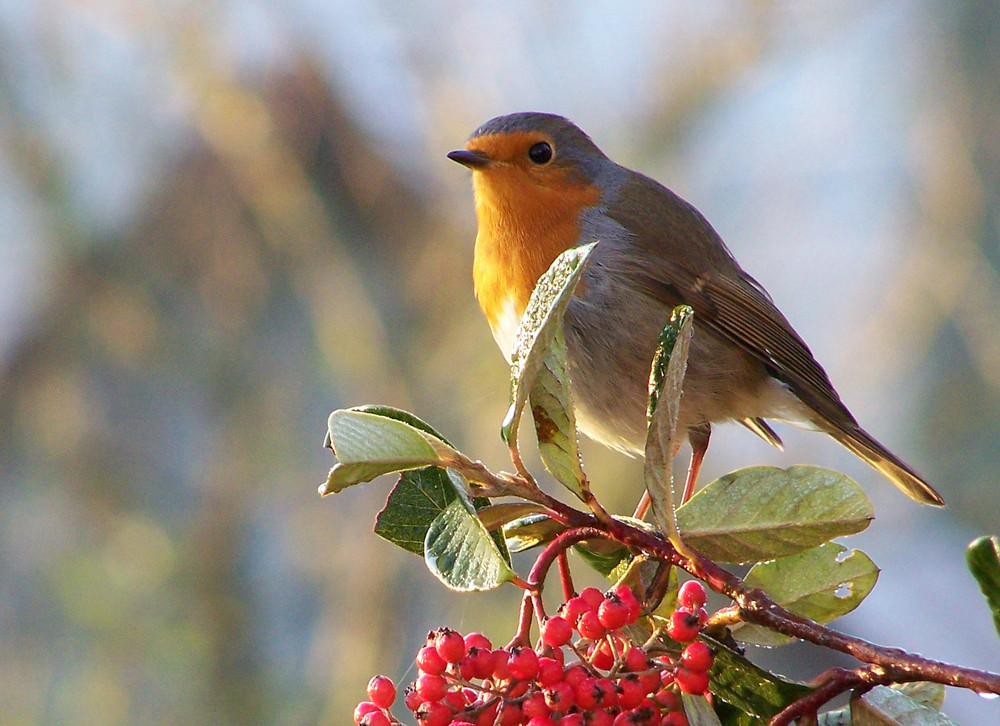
(507, 493), (1000, 709)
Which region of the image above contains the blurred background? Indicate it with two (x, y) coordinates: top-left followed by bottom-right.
(1, 1), (999, 724)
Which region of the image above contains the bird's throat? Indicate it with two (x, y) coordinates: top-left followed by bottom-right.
(471, 172), (600, 358)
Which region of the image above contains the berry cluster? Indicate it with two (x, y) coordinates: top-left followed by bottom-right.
(353, 582), (716, 726)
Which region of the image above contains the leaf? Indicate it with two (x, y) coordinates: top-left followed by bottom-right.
(682, 692), (723, 726)
(425, 497), (516, 591)
(375, 468), (507, 561)
(477, 503), (549, 533)
(530, 328), (587, 497)
(502, 242), (597, 455)
(733, 543), (879, 646)
(967, 535), (1000, 638)
(708, 641), (812, 721)
(891, 683), (945, 712)
(320, 408), (458, 494)
(818, 683), (948, 725)
(573, 540), (637, 579)
(502, 513), (568, 553)
(675, 466), (873, 563)
(350, 404), (456, 447)
(644, 306), (694, 537)
(850, 685), (959, 725)
(374, 467), (456, 554)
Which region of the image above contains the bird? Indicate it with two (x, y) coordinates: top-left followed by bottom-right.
(447, 111), (944, 506)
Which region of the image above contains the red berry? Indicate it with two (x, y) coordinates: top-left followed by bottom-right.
(577, 609), (607, 640)
(543, 681), (575, 711)
(588, 710), (614, 726)
(522, 692), (550, 718)
(465, 647), (497, 680)
(354, 701), (380, 724)
(491, 649), (511, 681)
(616, 675), (646, 709)
(559, 715), (586, 726)
(639, 671), (661, 695)
(666, 610), (701, 643)
(417, 645), (447, 675)
(545, 645), (565, 665)
(526, 717), (557, 726)
(507, 647), (540, 681)
(677, 581), (707, 610)
(612, 584), (642, 621)
(598, 597), (631, 631)
(623, 646), (649, 673)
(415, 673), (447, 702)
(508, 679), (531, 698)
(435, 628), (468, 664)
(498, 702), (523, 726)
(579, 587), (605, 610)
(541, 615), (573, 647)
(654, 687), (680, 710)
(588, 639), (615, 670)
(561, 596), (593, 628)
(537, 657), (563, 687)
(662, 712), (689, 726)
(416, 700), (451, 726)
(681, 642), (713, 673)
(366, 675), (396, 709)
(476, 702), (500, 726)
(465, 632), (492, 651)
(675, 667), (710, 695)
(360, 711), (391, 726)
(563, 665), (587, 688)
(444, 689), (467, 711)
(693, 607), (709, 626)
(452, 722), (475, 726)
(403, 684), (423, 711)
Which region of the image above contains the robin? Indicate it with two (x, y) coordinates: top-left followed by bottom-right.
(448, 111), (944, 506)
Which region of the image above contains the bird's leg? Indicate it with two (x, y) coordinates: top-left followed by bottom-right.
(632, 491), (651, 520)
(681, 424), (711, 503)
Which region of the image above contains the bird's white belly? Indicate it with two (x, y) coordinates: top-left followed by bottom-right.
(490, 297), (522, 362)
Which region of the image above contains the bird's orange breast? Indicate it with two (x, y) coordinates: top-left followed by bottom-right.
(469, 138), (602, 352)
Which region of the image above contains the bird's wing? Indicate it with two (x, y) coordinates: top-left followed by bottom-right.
(606, 172), (856, 429)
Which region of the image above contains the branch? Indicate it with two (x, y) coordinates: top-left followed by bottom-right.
(525, 504), (1000, 699)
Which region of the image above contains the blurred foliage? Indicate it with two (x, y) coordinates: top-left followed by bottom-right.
(0, 2), (998, 725)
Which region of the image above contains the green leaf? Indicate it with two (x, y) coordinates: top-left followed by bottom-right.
(891, 683), (945, 712)
(374, 467), (456, 554)
(573, 539), (637, 579)
(733, 543), (879, 646)
(644, 305), (694, 536)
(502, 243), (597, 455)
(374, 467), (506, 560)
(320, 408), (458, 494)
(530, 328), (587, 497)
(818, 683), (948, 725)
(425, 497), (516, 591)
(477, 503), (549, 533)
(850, 685), (959, 725)
(967, 535), (1000, 638)
(713, 701), (759, 726)
(502, 513), (568, 553)
(681, 692), (723, 726)
(675, 466), (873, 563)
(350, 404), (456, 447)
(708, 641), (812, 721)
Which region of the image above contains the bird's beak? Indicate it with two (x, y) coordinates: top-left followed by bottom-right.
(447, 149), (492, 169)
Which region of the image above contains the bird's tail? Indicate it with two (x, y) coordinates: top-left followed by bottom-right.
(822, 422), (945, 506)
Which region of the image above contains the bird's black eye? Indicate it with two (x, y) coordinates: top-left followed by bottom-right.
(528, 141), (553, 164)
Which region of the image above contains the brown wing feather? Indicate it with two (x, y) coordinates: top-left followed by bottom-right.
(606, 172), (944, 505)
